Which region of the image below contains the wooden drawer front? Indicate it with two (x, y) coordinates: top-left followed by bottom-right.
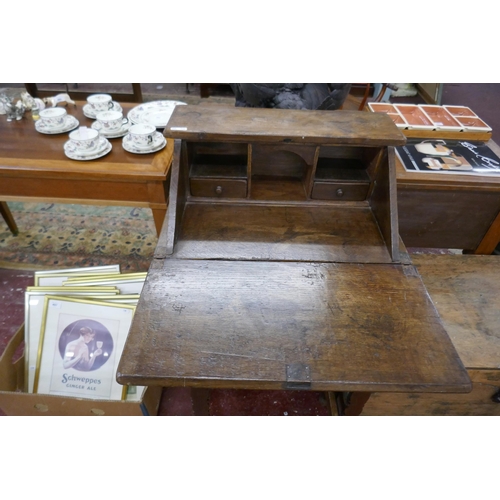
(190, 179), (247, 198)
(311, 181), (369, 201)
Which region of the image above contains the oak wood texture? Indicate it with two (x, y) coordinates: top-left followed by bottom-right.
(118, 107), (470, 403)
(0, 102), (173, 235)
(117, 259), (470, 393)
(165, 105), (407, 146)
(117, 106), (470, 398)
(163, 203), (394, 263)
(159, 107), (403, 262)
(360, 254), (500, 415)
(396, 140), (500, 252)
(412, 255), (500, 369)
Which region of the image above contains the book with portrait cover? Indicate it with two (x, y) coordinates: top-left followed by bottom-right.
(395, 139), (500, 176)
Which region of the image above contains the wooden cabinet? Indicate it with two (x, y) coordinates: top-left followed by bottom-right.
(395, 140), (500, 253)
(117, 106), (471, 413)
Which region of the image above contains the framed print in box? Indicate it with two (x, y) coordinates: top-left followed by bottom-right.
(63, 277), (146, 294)
(34, 296), (136, 401)
(24, 289), (120, 393)
(34, 265), (121, 287)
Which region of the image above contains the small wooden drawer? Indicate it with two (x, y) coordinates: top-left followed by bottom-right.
(190, 179), (247, 198)
(311, 181), (369, 201)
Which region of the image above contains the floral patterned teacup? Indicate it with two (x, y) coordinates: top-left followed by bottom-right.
(39, 107), (67, 129)
(128, 124), (156, 149)
(87, 94), (115, 113)
(95, 110), (128, 132)
(68, 127), (100, 152)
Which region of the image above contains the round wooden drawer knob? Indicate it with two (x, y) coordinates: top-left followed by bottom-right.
(215, 186), (223, 195)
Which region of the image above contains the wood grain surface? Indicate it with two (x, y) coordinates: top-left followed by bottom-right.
(117, 259), (471, 393)
(169, 203), (393, 263)
(412, 254), (500, 368)
(119, 108), (471, 405)
(165, 105), (407, 146)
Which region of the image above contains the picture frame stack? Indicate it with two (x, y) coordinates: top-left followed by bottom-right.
(24, 265), (146, 402)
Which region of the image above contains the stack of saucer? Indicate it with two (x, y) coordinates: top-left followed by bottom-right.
(64, 127), (112, 161)
(35, 107), (79, 135)
(83, 93), (123, 119)
(122, 124), (166, 154)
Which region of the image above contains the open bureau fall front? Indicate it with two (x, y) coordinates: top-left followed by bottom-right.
(116, 105), (471, 415)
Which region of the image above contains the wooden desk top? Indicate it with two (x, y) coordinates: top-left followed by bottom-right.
(117, 258), (471, 393)
(0, 102), (172, 182)
(165, 105), (407, 146)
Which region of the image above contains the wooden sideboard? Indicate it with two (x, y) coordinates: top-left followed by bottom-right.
(116, 106), (471, 414)
(396, 140), (500, 254)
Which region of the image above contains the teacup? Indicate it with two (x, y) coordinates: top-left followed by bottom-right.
(95, 110), (128, 132)
(87, 94), (115, 113)
(128, 124), (156, 149)
(39, 107), (67, 128)
(68, 127), (100, 152)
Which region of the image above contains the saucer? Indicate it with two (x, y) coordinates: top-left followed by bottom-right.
(35, 115), (79, 135)
(83, 102), (123, 119)
(91, 120), (131, 138)
(64, 137), (112, 161)
(122, 132), (166, 155)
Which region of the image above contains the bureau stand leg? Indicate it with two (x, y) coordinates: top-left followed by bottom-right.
(329, 392), (371, 416)
(191, 388), (211, 416)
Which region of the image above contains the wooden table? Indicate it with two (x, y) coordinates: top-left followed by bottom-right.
(116, 105), (471, 415)
(0, 102), (173, 236)
(396, 140), (500, 254)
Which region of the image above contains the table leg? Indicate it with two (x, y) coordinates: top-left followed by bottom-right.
(151, 208), (167, 237)
(467, 210), (500, 254)
(0, 202), (18, 235)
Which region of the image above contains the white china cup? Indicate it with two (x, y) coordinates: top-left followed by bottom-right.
(39, 107), (67, 128)
(87, 94), (115, 113)
(95, 110), (128, 132)
(128, 124), (156, 149)
(68, 127), (100, 152)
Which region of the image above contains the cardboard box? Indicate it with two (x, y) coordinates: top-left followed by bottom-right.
(0, 325), (162, 416)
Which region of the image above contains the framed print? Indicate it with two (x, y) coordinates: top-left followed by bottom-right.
(35, 271), (121, 287)
(34, 265), (120, 279)
(24, 290), (120, 393)
(88, 295), (141, 304)
(35, 264), (120, 276)
(34, 297), (136, 401)
(26, 286), (119, 293)
(63, 277), (146, 294)
(64, 272), (147, 282)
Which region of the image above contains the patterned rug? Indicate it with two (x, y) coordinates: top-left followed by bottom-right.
(0, 202), (157, 272)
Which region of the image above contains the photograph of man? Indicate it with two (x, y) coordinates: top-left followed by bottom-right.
(62, 325), (103, 371)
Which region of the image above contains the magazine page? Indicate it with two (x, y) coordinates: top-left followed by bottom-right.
(396, 139), (500, 176)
